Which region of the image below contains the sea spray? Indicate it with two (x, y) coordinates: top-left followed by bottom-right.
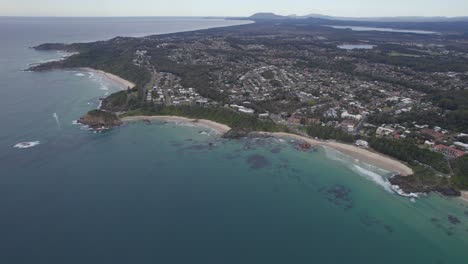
(351, 165), (394, 193)
(14, 141), (40, 149)
(53, 113), (61, 129)
(323, 146), (395, 193)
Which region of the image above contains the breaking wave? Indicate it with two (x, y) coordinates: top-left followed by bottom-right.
(323, 146), (418, 197)
(351, 164), (394, 193)
(14, 141), (40, 149)
(53, 113), (61, 129)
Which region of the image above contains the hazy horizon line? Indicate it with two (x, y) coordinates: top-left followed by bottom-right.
(0, 13), (467, 19)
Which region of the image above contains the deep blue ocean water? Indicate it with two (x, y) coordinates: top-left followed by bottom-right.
(0, 17), (467, 264)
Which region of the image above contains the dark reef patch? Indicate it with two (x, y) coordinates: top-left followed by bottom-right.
(271, 147), (282, 154)
(448, 215), (461, 225)
(246, 155), (271, 169)
(430, 217), (458, 236)
(384, 225), (394, 233)
(170, 140), (185, 147)
(322, 184), (353, 210)
(360, 213), (381, 227)
(179, 143), (216, 153)
(223, 153), (241, 160)
(287, 174), (303, 183)
(276, 158), (290, 170)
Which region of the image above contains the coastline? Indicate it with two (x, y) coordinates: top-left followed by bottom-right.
(258, 132), (414, 176)
(121, 115), (231, 134)
(462, 191), (468, 202)
(80, 68), (136, 90)
(121, 116), (413, 176)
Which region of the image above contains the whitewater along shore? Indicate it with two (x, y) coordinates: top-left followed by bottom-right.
(462, 191), (468, 202)
(120, 117), (413, 176)
(80, 68), (136, 89)
(254, 132), (413, 176)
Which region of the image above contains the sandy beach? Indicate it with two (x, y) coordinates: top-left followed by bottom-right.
(258, 132), (414, 176)
(80, 68), (136, 89)
(121, 116), (231, 134)
(461, 191), (468, 202)
(121, 116), (413, 176)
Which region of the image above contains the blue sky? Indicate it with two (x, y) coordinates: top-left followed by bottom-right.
(1, 0), (467, 17)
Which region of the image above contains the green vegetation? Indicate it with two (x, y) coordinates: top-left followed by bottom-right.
(368, 137), (450, 173)
(148, 53), (227, 103)
(451, 156), (468, 189)
(79, 109), (122, 128)
(101, 90), (143, 112)
(389, 165), (457, 194)
(86, 109), (119, 122)
(305, 124), (355, 143)
(369, 108), (468, 133)
(408, 165), (447, 186)
(260, 70), (275, 79)
(388, 51), (421, 57)
(357, 52), (468, 73)
(35, 47), (151, 89)
(124, 105), (288, 132)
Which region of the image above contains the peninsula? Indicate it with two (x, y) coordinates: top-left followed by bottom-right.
(30, 15), (468, 197)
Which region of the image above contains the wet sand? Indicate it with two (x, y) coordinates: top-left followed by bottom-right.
(120, 116), (413, 176)
(80, 68), (136, 89)
(259, 132), (414, 176)
(121, 116), (231, 134)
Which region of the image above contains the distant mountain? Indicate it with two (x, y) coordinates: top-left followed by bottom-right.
(249, 12), (468, 22)
(249, 13), (288, 20)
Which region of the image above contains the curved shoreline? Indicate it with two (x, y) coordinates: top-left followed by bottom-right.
(121, 115), (231, 135)
(79, 68), (136, 89)
(121, 115), (413, 176)
(258, 132), (413, 176)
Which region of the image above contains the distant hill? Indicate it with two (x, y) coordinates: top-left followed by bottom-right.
(248, 12), (468, 22)
(249, 13), (288, 20)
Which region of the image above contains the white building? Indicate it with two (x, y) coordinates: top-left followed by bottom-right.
(356, 140), (369, 148)
(341, 111), (362, 121)
(454, 142), (468, 151)
(376, 126), (395, 136)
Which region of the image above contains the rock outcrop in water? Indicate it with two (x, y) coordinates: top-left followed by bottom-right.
(222, 129), (250, 139)
(389, 175), (461, 197)
(78, 110), (122, 129)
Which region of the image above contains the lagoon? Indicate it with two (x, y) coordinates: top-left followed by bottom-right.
(327, 25), (438, 35)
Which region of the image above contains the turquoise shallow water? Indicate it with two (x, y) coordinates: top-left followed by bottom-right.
(0, 18), (467, 264)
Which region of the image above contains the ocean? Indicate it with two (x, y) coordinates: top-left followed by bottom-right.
(0, 17), (467, 264)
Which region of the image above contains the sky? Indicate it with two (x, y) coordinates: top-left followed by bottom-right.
(0, 0), (467, 17)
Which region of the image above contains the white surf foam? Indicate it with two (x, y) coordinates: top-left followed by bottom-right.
(391, 185), (420, 198)
(53, 113), (61, 129)
(323, 145), (420, 199)
(199, 131), (211, 136)
(75, 73), (85, 77)
(99, 85), (109, 91)
(14, 141), (40, 149)
(352, 164), (394, 193)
